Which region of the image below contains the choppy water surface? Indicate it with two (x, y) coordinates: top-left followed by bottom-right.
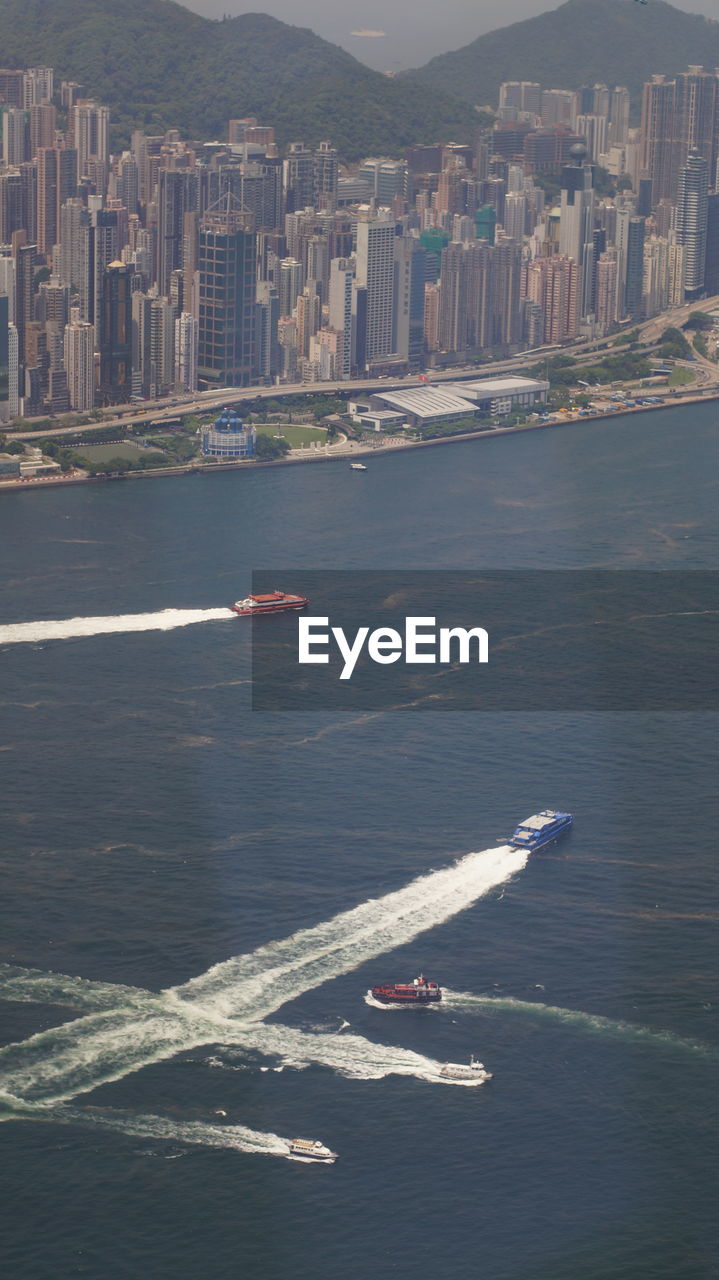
(1, 404), (718, 1279)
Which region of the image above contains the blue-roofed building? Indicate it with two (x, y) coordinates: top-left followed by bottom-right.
(201, 407), (256, 458)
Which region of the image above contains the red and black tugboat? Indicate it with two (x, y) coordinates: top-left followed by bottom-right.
(369, 975), (442, 1005)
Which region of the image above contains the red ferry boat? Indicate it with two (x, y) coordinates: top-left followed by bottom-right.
(370, 975), (442, 1005)
(230, 591), (309, 616)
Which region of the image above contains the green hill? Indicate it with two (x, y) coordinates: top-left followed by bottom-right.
(0, 0), (479, 159)
(404, 0), (719, 110)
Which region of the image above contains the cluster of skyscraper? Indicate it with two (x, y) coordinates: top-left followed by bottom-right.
(0, 60), (718, 421)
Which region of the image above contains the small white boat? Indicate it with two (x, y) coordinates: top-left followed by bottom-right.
(439, 1055), (492, 1082)
(350, 462), (367, 471)
(288, 1138), (338, 1162)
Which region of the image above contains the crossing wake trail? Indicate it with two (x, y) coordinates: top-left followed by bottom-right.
(0, 845), (525, 1109)
(174, 844), (529, 1020)
(0, 608), (234, 645)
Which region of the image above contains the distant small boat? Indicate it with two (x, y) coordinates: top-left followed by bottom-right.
(288, 1138), (338, 1162)
(440, 1055), (492, 1082)
(350, 462), (367, 471)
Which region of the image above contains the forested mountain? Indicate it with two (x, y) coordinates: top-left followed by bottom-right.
(0, 0), (479, 158)
(405, 0), (719, 111)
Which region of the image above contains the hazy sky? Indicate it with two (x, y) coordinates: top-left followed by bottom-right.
(182, 0), (718, 70)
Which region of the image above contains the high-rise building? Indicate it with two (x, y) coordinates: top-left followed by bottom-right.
(355, 206), (397, 364)
(72, 100), (110, 183)
(64, 318), (95, 410)
(0, 168), (23, 242)
(254, 282), (279, 382)
(526, 254), (579, 345)
(499, 82), (541, 115)
(541, 89), (578, 127)
(157, 169), (198, 299)
(0, 70), (25, 109)
(328, 257), (355, 378)
(623, 215), (646, 319)
(2, 108), (30, 166)
(0, 251), (15, 322)
(23, 67), (54, 109)
(59, 198), (91, 312)
(294, 284), (320, 359)
(357, 158), (407, 206)
(36, 147), (77, 259)
(642, 235), (670, 317)
(675, 148), (709, 299)
(278, 257), (304, 317)
(558, 143), (595, 318)
(674, 68), (718, 196)
(503, 193), (527, 242)
(705, 192), (719, 296)
(314, 141), (338, 212)
(30, 101), (57, 156)
(595, 249), (619, 333)
(283, 142), (315, 212)
(99, 260), (132, 402)
(640, 75), (678, 206)
(0, 293), (9, 420)
(641, 67), (719, 207)
(609, 87), (631, 145)
(197, 195), (256, 387)
(13, 240), (36, 366)
(90, 208), (119, 331)
(575, 114), (607, 164)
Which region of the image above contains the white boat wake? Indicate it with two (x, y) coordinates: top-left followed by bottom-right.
(444, 991), (713, 1057)
(0, 844), (523, 1155)
(0, 608), (234, 646)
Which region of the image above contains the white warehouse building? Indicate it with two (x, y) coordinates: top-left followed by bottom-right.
(366, 376), (549, 429)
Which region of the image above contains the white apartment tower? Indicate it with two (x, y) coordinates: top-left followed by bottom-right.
(174, 311), (198, 392)
(355, 206), (396, 363)
(64, 320), (95, 411)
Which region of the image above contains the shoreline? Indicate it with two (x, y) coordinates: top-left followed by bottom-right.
(2, 385), (718, 494)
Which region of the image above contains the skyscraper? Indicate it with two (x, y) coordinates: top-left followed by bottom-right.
(328, 257), (355, 379)
(99, 261), (132, 403)
(2, 108), (30, 166)
(640, 75), (678, 205)
(624, 216), (646, 319)
(675, 149), (709, 299)
(197, 195), (256, 387)
(72, 100), (110, 184)
(595, 250), (619, 333)
(64, 319), (95, 410)
(355, 207), (397, 365)
(157, 169), (198, 299)
(558, 143), (595, 319)
(313, 141), (338, 212)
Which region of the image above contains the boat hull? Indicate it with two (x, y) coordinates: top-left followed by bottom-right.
(370, 984), (442, 1005)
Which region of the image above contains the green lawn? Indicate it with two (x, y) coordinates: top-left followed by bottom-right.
(78, 443), (165, 461)
(668, 367), (695, 387)
(254, 424), (326, 446)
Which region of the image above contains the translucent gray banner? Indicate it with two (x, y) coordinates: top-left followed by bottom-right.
(249, 571), (719, 711)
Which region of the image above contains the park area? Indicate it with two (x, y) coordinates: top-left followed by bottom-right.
(254, 424), (327, 446)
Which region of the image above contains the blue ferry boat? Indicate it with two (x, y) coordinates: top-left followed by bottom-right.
(508, 810), (573, 851)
